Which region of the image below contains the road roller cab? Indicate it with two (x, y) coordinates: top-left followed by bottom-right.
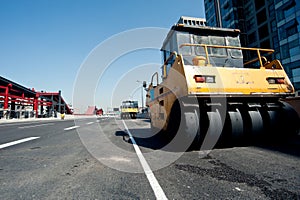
(145, 16), (299, 148)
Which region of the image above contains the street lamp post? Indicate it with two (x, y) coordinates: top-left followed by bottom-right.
(136, 80), (144, 112)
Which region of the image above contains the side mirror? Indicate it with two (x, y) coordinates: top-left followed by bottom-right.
(143, 81), (147, 88)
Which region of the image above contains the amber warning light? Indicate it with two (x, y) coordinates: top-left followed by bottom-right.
(267, 77), (285, 84)
(194, 75), (215, 83)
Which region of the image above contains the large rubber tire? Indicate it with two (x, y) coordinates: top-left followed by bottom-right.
(164, 99), (299, 149)
(228, 108), (244, 139)
(279, 101), (299, 136)
(166, 100), (181, 142)
(200, 108), (223, 150)
(182, 107), (200, 150)
(166, 98), (206, 151)
(248, 108), (264, 136)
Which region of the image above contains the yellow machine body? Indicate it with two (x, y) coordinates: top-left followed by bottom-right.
(145, 17), (298, 144)
(121, 107), (139, 113)
(147, 54), (294, 131)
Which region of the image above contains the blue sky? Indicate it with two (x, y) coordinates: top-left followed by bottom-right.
(0, 0), (205, 111)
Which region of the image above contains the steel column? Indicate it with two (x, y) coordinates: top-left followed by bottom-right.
(51, 95), (54, 117)
(34, 93), (39, 118)
(4, 84), (11, 109)
(58, 90), (61, 113)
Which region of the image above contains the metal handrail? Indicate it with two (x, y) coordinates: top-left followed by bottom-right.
(149, 52), (178, 87)
(150, 72), (159, 87)
(179, 43), (274, 67)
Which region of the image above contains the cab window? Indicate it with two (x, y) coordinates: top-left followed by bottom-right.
(209, 36), (227, 57)
(226, 36), (243, 58)
(177, 32), (192, 55)
(194, 35), (209, 55)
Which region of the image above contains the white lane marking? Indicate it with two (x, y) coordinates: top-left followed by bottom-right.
(86, 122), (94, 125)
(0, 122), (41, 127)
(235, 187), (243, 191)
(18, 123), (54, 129)
(0, 137), (40, 149)
(122, 120), (168, 200)
(64, 126), (80, 131)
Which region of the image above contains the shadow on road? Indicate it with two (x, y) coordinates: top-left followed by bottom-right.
(251, 134), (300, 158)
(115, 126), (300, 158)
(115, 128), (169, 150)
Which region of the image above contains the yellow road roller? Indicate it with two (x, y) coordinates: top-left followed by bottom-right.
(120, 100), (139, 119)
(145, 16), (299, 149)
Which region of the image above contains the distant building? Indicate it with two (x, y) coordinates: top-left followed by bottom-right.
(85, 106), (96, 115)
(96, 108), (103, 116)
(204, 0), (300, 93)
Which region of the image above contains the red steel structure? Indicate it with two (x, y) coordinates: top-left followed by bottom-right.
(0, 76), (72, 119)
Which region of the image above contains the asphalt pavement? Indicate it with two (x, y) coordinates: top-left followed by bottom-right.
(0, 117), (299, 199)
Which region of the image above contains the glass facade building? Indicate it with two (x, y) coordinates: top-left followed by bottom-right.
(204, 0), (300, 93)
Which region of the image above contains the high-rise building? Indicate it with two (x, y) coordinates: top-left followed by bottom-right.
(204, 0), (300, 93)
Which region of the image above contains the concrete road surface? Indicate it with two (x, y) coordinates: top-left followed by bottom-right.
(0, 117), (299, 199)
